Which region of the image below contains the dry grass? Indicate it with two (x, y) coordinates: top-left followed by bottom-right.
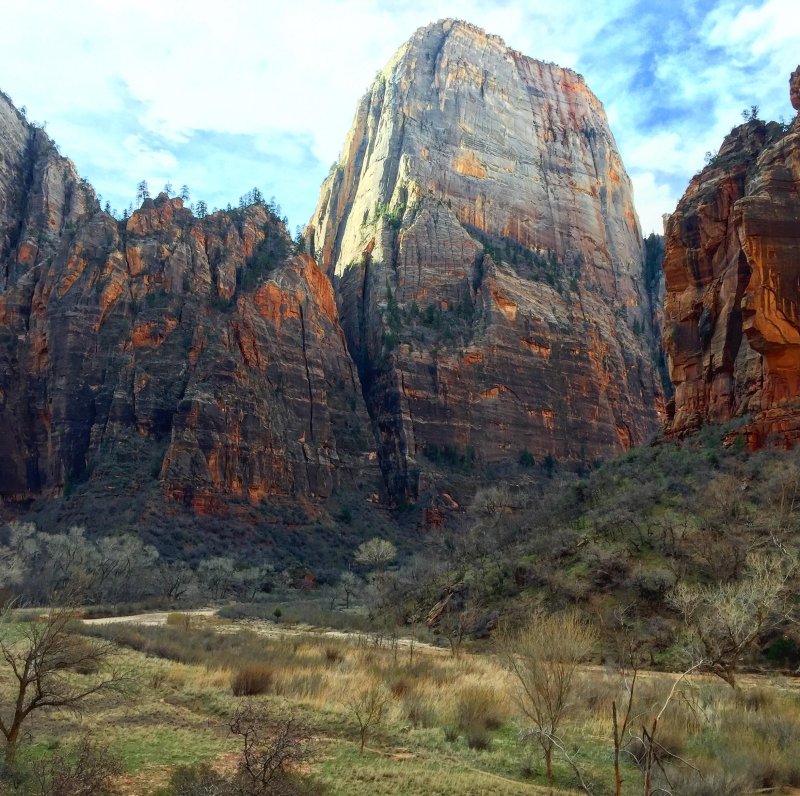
(230, 663), (274, 696)
(5, 615), (800, 795)
(165, 612), (191, 630)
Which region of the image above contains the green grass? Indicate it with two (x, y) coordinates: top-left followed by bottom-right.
(316, 742), (570, 795)
(3, 609), (800, 795)
(111, 726), (232, 772)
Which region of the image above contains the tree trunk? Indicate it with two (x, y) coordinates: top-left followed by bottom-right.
(613, 700), (622, 796)
(4, 725), (20, 767)
(545, 746), (553, 780)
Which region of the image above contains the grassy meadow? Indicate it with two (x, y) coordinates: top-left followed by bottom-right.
(1, 609), (799, 795)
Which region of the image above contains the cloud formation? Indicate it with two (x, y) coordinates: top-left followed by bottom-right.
(1, 0), (796, 233)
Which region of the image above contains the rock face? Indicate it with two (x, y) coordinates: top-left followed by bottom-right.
(308, 19), (664, 498)
(0, 91), (375, 509)
(663, 68), (800, 446)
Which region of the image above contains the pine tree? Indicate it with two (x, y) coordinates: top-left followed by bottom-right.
(136, 180), (150, 203)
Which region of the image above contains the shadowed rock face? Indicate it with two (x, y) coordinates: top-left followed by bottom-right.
(0, 92), (376, 508)
(664, 67), (800, 446)
(308, 19), (664, 499)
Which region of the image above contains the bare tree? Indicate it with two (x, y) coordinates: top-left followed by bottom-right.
(607, 625), (702, 796)
(498, 610), (597, 780)
(621, 662), (704, 796)
(0, 600), (127, 766)
(354, 538), (396, 573)
(235, 564), (274, 601)
(155, 559), (196, 602)
(346, 683), (390, 753)
(669, 550), (797, 687)
(337, 571), (360, 609)
(1, 524), (160, 605)
(197, 557), (238, 600)
(229, 700), (311, 795)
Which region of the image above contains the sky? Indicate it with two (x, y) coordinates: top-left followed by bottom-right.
(0, 0), (797, 235)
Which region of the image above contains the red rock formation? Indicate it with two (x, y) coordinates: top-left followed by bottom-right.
(0, 91), (377, 510)
(308, 19), (664, 499)
(664, 68), (800, 446)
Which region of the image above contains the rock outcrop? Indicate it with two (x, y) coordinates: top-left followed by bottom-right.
(663, 68), (800, 446)
(308, 19), (664, 498)
(0, 91), (375, 510)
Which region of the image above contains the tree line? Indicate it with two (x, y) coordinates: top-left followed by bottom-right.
(96, 182), (285, 225)
(0, 523), (274, 607)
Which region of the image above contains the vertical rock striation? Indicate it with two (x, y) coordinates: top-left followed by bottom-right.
(308, 19), (663, 499)
(0, 91), (376, 509)
(664, 67), (800, 446)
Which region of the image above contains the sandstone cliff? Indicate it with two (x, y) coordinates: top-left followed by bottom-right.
(0, 91), (376, 513)
(308, 19), (664, 498)
(664, 67), (800, 446)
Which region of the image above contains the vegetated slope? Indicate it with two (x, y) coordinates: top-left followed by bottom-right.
(402, 427), (800, 673)
(664, 66), (800, 446)
(392, 67), (800, 673)
(0, 90), (391, 562)
(308, 19), (665, 502)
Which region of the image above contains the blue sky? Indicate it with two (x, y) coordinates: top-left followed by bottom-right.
(0, 0), (796, 234)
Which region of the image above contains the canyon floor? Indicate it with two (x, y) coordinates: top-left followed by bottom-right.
(3, 605), (799, 795)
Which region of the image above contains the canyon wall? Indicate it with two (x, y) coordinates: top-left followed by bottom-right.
(0, 92), (376, 511)
(664, 67), (800, 447)
(308, 19), (664, 498)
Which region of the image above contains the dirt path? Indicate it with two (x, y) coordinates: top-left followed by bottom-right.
(82, 607), (217, 626)
(235, 618), (448, 655)
(81, 607), (449, 655)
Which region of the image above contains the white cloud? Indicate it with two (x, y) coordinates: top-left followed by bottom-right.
(706, 0), (798, 56)
(630, 172), (679, 235)
(626, 131), (705, 175)
(0, 0), (796, 232)
(121, 135), (178, 177)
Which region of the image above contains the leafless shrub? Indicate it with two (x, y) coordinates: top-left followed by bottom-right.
(229, 700), (313, 795)
(30, 734), (123, 796)
(498, 610), (596, 780)
(345, 683), (390, 753)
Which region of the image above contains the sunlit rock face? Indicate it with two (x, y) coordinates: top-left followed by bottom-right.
(664, 67), (800, 448)
(0, 91), (376, 507)
(308, 19), (663, 499)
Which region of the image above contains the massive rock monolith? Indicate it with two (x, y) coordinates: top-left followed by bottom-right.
(308, 19), (664, 498)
